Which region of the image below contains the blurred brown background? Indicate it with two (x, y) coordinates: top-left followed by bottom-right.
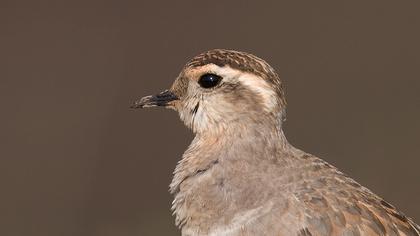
(1, 1), (419, 235)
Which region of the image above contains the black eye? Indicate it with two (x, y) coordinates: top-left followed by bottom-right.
(198, 73), (222, 88)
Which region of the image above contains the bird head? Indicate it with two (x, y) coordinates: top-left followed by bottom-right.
(132, 49), (286, 134)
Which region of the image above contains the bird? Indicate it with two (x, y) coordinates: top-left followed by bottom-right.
(132, 49), (419, 236)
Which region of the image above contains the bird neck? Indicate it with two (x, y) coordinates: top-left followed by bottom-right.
(170, 121), (291, 194)
(201, 118), (289, 149)
(170, 121), (295, 228)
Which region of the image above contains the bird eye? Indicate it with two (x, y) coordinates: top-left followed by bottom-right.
(198, 73), (222, 88)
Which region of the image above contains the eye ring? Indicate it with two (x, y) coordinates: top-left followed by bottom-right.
(198, 73), (222, 88)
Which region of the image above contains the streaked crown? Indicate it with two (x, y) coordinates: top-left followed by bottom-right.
(185, 49), (286, 108)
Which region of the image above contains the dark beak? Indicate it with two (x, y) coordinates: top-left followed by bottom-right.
(130, 90), (179, 109)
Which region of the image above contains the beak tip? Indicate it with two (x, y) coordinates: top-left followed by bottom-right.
(129, 101), (142, 109)
(131, 90), (178, 110)
(130, 96), (153, 109)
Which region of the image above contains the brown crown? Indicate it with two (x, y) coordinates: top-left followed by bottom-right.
(185, 49), (286, 107)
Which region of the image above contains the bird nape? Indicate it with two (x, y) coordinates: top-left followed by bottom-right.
(132, 49), (419, 236)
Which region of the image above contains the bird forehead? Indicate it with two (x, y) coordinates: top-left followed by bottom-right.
(185, 49), (277, 82)
(175, 49), (286, 108)
(183, 64), (251, 81)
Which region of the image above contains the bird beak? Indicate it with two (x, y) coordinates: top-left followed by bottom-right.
(130, 90), (179, 109)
